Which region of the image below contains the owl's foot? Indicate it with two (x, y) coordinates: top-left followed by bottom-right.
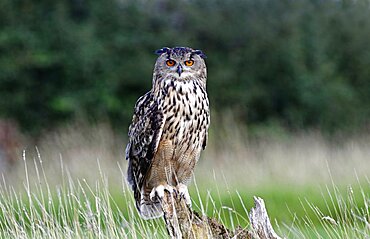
(149, 184), (174, 202)
(176, 183), (191, 206)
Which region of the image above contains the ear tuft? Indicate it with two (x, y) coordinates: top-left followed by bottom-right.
(155, 47), (171, 56)
(193, 49), (207, 59)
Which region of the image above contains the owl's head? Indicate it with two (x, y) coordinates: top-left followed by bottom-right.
(153, 47), (207, 83)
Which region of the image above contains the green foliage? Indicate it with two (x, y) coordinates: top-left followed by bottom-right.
(1, 0), (370, 134)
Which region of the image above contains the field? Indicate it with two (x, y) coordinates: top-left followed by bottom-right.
(0, 122), (369, 238)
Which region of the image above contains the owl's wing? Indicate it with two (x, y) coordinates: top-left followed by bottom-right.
(125, 91), (164, 194)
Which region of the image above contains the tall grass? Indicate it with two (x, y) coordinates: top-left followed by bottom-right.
(286, 177), (370, 238)
(0, 151), (169, 238)
(0, 151), (368, 238)
(0, 151), (252, 238)
(0, 121), (369, 238)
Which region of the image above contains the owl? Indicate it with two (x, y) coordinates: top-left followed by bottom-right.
(125, 47), (210, 219)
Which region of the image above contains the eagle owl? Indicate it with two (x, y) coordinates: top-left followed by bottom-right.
(125, 47), (210, 219)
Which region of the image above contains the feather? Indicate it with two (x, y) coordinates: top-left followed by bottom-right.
(126, 91), (165, 194)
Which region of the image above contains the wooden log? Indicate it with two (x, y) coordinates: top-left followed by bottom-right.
(248, 197), (282, 239)
(161, 190), (215, 238)
(160, 191), (281, 239)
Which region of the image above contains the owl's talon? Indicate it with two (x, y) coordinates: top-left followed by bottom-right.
(176, 183), (192, 206)
(149, 184), (174, 202)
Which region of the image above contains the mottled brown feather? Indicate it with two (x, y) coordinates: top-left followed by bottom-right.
(126, 47), (209, 219)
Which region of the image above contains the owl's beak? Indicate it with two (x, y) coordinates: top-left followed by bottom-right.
(176, 65), (183, 76)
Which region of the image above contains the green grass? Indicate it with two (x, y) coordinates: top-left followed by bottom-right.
(1, 123), (369, 238)
(0, 155), (168, 238)
(191, 179), (369, 238)
(0, 154), (368, 238)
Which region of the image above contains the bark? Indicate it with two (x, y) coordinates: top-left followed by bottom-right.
(160, 192), (282, 239)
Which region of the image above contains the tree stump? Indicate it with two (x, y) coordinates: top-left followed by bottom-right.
(160, 191), (282, 239)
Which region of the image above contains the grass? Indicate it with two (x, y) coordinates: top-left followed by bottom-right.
(288, 179), (370, 238)
(0, 155), (368, 238)
(0, 122), (369, 238)
(0, 153), (168, 238)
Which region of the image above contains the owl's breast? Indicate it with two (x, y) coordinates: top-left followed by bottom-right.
(159, 79), (210, 154)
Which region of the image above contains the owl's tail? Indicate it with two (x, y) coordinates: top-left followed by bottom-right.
(135, 189), (163, 220)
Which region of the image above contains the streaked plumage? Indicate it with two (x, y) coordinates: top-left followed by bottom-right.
(126, 47), (210, 219)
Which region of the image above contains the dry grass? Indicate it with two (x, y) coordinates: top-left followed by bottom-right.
(7, 120), (370, 188)
(203, 118), (370, 187)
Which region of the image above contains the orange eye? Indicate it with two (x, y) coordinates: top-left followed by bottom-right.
(166, 60), (176, 66)
(184, 60), (194, 66)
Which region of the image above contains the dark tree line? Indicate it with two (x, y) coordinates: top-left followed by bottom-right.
(1, 0), (370, 135)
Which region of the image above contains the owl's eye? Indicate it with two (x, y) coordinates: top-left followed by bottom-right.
(184, 60), (194, 66)
(166, 60), (176, 67)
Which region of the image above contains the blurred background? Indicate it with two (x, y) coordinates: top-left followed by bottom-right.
(2, 0), (370, 134)
(0, 0), (370, 206)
